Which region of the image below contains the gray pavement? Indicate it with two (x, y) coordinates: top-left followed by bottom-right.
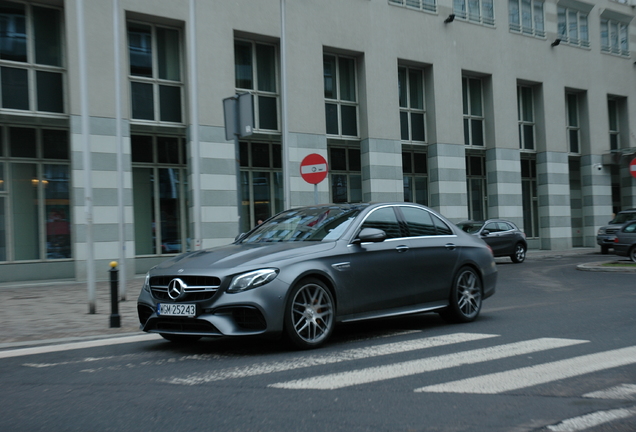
(1, 247), (633, 349)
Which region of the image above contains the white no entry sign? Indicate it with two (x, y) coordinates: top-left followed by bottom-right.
(300, 153), (328, 185)
(631, 157), (636, 179)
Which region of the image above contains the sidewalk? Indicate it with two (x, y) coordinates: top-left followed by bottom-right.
(0, 247), (630, 349)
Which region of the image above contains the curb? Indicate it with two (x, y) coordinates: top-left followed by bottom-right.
(577, 261), (636, 272)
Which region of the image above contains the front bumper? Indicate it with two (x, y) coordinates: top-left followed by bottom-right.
(137, 277), (290, 338)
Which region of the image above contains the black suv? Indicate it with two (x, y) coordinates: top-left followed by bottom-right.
(596, 209), (636, 254)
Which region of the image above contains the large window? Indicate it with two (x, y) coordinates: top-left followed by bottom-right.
(388, 0), (437, 13)
(517, 85), (535, 151)
(601, 18), (629, 56)
(608, 98), (620, 151)
(521, 157), (538, 238)
(453, 0), (494, 25)
(0, 126), (70, 262)
(566, 93), (580, 154)
(398, 66), (426, 143)
(234, 40), (279, 132)
(462, 77), (484, 147)
(329, 145), (362, 203)
(402, 148), (428, 205)
(128, 22), (183, 123)
(557, 6), (589, 48)
(0, 2), (65, 114)
(324, 54), (358, 138)
(132, 135), (189, 255)
(466, 154), (487, 221)
(239, 141), (283, 233)
(509, 0), (544, 37)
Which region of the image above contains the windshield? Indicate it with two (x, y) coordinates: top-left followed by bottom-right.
(457, 222), (484, 234)
(239, 207), (362, 243)
(612, 212), (636, 224)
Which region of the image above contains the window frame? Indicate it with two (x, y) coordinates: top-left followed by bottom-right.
(509, 0), (545, 38)
(402, 147), (428, 205)
(521, 156), (539, 238)
(324, 53), (359, 139)
(557, 6), (590, 48)
(0, 2), (66, 116)
(453, 0), (495, 26)
(517, 85), (535, 151)
(388, 0), (437, 13)
(328, 144), (362, 203)
(462, 77), (485, 147)
(398, 65), (427, 143)
(600, 18), (629, 57)
(566, 93), (581, 154)
(127, 20), (185, 125)
(234, 39), (280, 133)
(466, 153), (488, 221)
(608, 98), (620, 151)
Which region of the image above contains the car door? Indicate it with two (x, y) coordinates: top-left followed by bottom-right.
(481, 221), (506, 255)
(344, 206), (415, 314)
(396, 205), (460, 304)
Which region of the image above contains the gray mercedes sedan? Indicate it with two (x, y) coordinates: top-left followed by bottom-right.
(137, 203), (497, 349)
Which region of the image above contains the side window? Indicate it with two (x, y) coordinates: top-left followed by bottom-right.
(625, 223), (636, 233)
(360, 207), (402, 239)
(484, 222), (499, 232)
(498, 222), (513, 232)
(400, 206), (436, 236)
(432, 214), (453, 235)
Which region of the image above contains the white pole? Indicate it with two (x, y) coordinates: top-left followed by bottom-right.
(280, 0), (291, 210)
(113, 0), (126, 300)
(189, 0), (202, 250)
(76, 0), (95, 313)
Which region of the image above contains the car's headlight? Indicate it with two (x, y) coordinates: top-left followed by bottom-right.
(228, 269), (279, 293)
(142, 273), (150, 292)
(598, 228), (606, 235)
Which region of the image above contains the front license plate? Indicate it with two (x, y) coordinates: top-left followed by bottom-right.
(157, 303), (196, 317)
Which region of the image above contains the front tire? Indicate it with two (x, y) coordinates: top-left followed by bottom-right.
(601, 245), (609, 255)
(440, 267), (483, 323)
(284, 277), (335, 349)
(510, 243), (526, 263)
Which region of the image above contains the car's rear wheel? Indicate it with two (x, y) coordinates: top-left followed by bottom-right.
(439, 267), (482, 323)
(629, 246), (636, 263)
(284, 277), (335, 349)
(160, 333), (202, 343)
(510, 243), (526, 263)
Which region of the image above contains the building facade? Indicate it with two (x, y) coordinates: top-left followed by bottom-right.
(0, 0), (635, 283)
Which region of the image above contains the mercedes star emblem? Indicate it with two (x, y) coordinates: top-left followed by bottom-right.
(167, 278), (186, 300)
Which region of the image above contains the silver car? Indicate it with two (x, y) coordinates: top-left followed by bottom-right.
(613, 221), (636, 262)
(137, 203), (498, 349)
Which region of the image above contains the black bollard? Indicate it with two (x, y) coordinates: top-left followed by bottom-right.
(109, 261), (121, 328)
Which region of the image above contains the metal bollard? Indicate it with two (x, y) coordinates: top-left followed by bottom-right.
(109, 261), (121, 328)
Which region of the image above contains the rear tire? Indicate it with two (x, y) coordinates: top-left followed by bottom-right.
(439, 267), (483, 323)
(160, 334), (202, 343)
(629, 246), (636, 263)
(510, 243), (526, 263)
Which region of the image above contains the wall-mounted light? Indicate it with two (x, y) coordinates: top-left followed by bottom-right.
(444, 14), (455, 23)
(551, 39), (561, 47)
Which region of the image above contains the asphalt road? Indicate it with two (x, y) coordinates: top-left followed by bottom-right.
(1, 254), (635, 432)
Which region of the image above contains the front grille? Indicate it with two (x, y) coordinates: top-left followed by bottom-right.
(147, 318), (221, 334)
(150, 275), (221, 301)
(606, 228), (620, 235)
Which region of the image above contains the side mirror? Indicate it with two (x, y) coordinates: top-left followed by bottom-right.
(352, 228), (387, 244)
(235, 233), (247, 242)
(481, 230), (490, 236)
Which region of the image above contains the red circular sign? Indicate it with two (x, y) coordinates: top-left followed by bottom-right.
(300, 153), (329, 185)
(630, 157), (636, 179)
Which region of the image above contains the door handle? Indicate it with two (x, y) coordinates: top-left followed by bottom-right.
(396, 245), (409, 253)
(445, 243), (457, 250)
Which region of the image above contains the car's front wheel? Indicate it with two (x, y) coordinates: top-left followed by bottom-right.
(439, 267), (483, 323)
(629, 246), (636, 263)
(601, 245), (609, 255)
(510, 243), (526, 263)
(284, 277), (335, 349)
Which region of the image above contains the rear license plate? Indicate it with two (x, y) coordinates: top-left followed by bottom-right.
(157, 303), (196, 317)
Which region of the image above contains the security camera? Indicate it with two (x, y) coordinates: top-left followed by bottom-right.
(594, 163), (603, 171)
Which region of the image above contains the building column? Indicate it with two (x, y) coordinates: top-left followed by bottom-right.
(360, 138), (403, 203)
(485, 148), (523, 227)
(537, 151), (571, 250)
(428, 142), (467, 221)
(581, 154), (613, 247)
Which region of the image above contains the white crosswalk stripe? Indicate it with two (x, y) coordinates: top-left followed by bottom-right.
(269, 337), (587, 390)
(415, 346), (636, 394)
(164, 332), (497, 385)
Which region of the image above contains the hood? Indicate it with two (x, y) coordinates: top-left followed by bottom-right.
(153, 241), (337, 274)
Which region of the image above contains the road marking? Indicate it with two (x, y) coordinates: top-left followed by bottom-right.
(415, 346), (636, 394)
(584, 384), (636, 401)
(546, 406), (636, 431)
(270, 338), (586, 390)
(164, 332), (498, 385)
(0, 334), (163, 359)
